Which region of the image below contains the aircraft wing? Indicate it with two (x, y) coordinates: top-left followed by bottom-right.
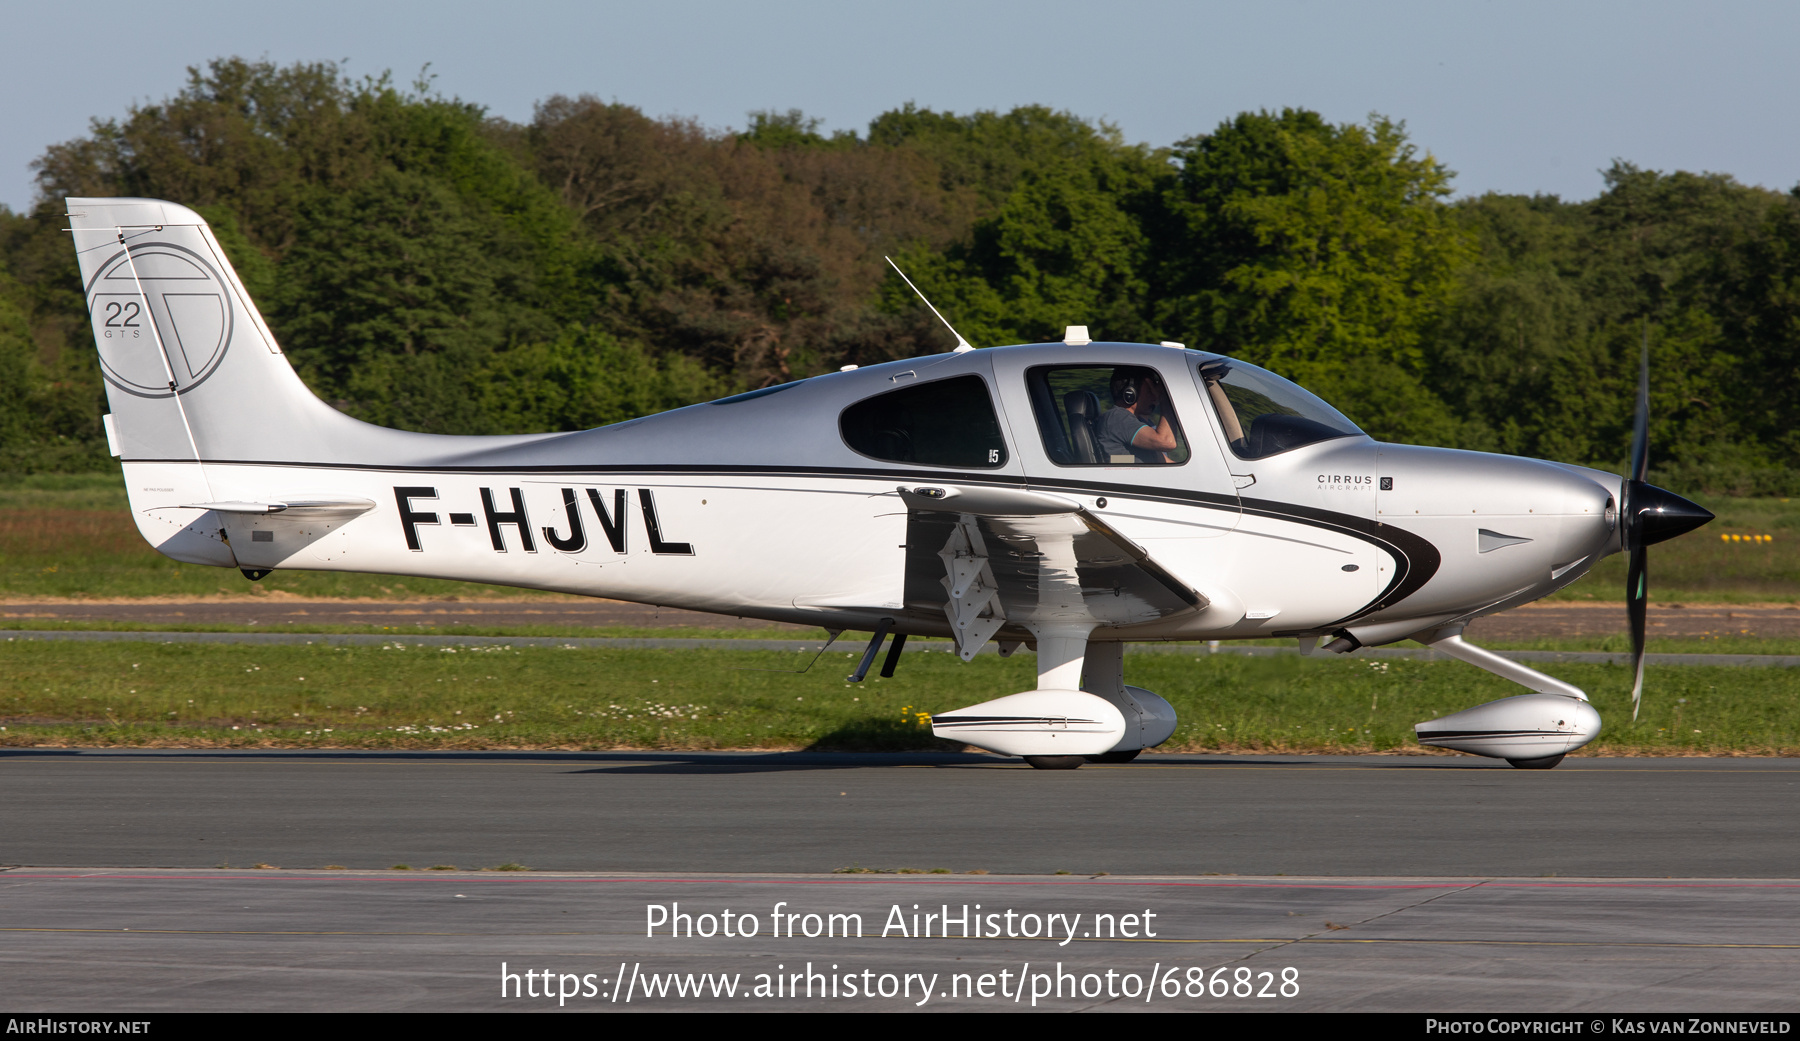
(897, 484), (1206, 659)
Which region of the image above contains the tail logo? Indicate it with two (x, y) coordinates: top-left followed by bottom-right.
(85, 242), (235, 397)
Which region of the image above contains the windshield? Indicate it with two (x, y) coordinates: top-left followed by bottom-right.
(1192, 354), (1362, 459)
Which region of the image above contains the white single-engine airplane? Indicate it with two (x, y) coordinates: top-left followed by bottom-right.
(66, 198), (1714, 769)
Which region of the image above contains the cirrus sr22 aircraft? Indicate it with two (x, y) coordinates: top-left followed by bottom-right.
(66, 198), (1714, 769)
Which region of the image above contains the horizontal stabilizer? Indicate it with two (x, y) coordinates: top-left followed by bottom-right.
(182, 497), (377, 570)
(182, 498), (375, 514)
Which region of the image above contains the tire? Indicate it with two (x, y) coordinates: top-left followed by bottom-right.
(1023, 755), (1086, 770)
(1506, 754), (1566, 770)
(1085, 750), (1141, 764)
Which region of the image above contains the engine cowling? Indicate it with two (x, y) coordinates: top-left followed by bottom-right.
(931, 689), (1125, 757)
(1415, 693), (1601, 760)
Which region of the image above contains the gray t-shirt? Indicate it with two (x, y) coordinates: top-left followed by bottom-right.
(1098, 407), (1159, 463)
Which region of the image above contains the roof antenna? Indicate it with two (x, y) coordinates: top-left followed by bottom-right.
(885, 256), (974, 353)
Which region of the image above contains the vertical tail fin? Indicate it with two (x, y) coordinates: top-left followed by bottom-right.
(67, 198), (301, 465)
(68, 198), (569, 473)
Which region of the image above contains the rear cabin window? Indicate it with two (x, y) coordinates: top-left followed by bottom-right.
(1026, 366), (1189, 466)
(839, 375), (1009, 468)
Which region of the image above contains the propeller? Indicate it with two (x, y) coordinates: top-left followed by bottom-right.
(1621, 327), (1715, 720)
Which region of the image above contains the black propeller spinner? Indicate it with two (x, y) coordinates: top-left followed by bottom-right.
(1622, 333), (1715, 719)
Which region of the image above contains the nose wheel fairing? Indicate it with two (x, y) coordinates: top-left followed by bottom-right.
(1404, 626), (1602, 766)
(1414, 693), (1601, 761)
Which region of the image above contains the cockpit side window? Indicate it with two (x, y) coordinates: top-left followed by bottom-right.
(1025, 366), (1189, 466)
(839, 374), (1008, 468)
(1193, 355), (1363, 459)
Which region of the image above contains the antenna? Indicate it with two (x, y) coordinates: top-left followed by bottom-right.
(885, 256), (974, 353)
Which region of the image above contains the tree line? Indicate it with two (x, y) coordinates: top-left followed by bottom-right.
(1, 57), (1795, 493)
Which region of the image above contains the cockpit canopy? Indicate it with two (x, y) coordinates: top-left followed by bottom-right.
(1193, 353), (1363, 459)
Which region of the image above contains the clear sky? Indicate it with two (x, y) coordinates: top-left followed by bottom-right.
(4, 0), (1797, 211)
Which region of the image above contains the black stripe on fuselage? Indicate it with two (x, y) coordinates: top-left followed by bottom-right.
(1415, 729), (1569, 740)
(124, 458), (1441, 624)
(931, 715), (1106, 727)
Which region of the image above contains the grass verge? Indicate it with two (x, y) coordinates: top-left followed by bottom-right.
(0, 641), (1794, 755)
(7, 619), (1800, 656)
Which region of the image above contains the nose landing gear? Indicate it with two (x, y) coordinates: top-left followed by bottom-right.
(1409, 626), (1601, 767)
(1505, 754), (1567, 770)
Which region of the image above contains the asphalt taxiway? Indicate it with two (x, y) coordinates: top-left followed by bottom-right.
(7, 752), (1798, 1012)
(3, 870), (1795, 1012)
(3, 751), (1796, 876)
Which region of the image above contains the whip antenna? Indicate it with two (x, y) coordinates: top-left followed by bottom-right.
(886, 256), (974, 353)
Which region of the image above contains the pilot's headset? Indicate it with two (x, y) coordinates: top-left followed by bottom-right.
(1110, 367), (1150, 408)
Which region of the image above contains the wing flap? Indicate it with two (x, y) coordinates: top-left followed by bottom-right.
(899, 484), (1205, 656)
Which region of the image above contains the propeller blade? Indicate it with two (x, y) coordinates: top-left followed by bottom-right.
(1626, 544), (1648, 721)
(1617, 326), (1714, 722)
(1630, 326), (1650, 483)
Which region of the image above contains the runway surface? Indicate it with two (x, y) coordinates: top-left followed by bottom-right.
(7, 752), (1798, 1012)
(4, 751), (1797, 876)
(3, 869), (1795, 1011)
(3, 598), (1795, 640)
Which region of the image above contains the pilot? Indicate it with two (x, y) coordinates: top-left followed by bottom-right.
(1098, 367), (1179, 464)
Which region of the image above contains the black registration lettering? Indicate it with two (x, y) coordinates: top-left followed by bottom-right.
(585, 488), (628, 553)
(394, 487), (440, 552)
(541, 488), (587, 552)
(479, 487), (536, 553)
(638, 488), (693, 555)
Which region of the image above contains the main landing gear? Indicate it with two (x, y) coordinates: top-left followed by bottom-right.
(930, 628), (1178, 770)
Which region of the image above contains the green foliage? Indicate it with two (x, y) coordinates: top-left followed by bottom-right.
(0, 207), (111, 473)
(25, 60), (633, 436)
(868, 104), (1133, 211)
(273, 167), (558, 432)
(888, 116), (1164, 347)
(4, 60), (1800, 492)
(1153, 110), (1468, 443)
(0, 266), (33, 449)
(478, 326), (730, 433)
(1428, 164), (1798, 491)
(740, 109), (858, 150)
